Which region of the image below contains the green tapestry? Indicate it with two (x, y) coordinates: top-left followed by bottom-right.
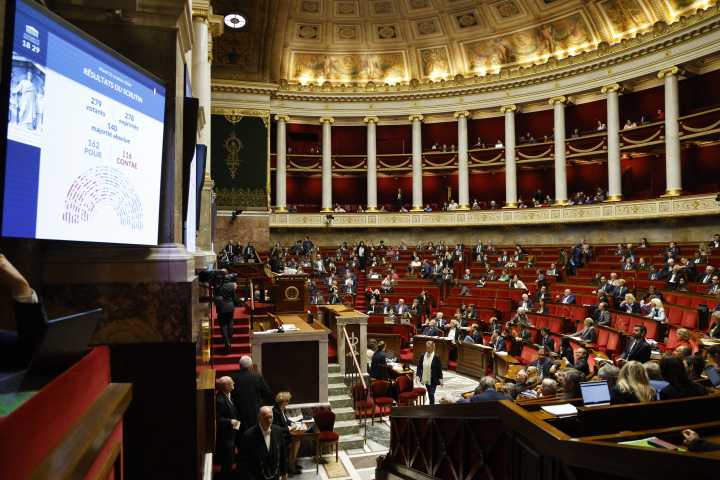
(211, 108), (270, 211)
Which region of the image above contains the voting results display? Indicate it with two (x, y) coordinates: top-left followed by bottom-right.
(2, 0), (166, 245)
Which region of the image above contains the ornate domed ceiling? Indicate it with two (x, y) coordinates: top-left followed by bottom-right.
(210, 0), (715, 83)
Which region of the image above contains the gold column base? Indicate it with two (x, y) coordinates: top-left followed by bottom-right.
(320, 207), (334, 212)
(456, 205), (470, 211)
(553, 199), (568, 206)
(503, 203), (518, 209)
(661, 189), (683, 197)
(411, 206), (425, 211)
(275, 207), (288, 212)
(605, 195), (624, 202)
(365, 206), (379, 212)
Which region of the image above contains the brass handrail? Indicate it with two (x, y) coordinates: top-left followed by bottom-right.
(342, 324), (370, 443)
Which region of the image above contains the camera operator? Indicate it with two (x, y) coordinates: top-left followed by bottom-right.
(215, 273), (240, 355)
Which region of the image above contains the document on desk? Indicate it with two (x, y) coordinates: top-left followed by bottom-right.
(288, 414), (303, 423)
(282, 325), (301, 331)
(541, 404), (578, 417)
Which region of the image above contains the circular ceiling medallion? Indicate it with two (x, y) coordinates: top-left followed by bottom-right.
(224, 13), (246, 29)
(412, 0), (428, 8)
(303, 2), (318, 12)
(299, 26), (317, 38)
(418, 21), (436, 34)
(376, 3), (391, 13)
(459, 14), (477, 27)
(341, 55), (358, 69)
(340, 28), (356, 39)
(379, 26), (396, 38)
(339, 4), (354, 13)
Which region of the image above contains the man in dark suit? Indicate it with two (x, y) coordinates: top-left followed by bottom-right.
(666, 266), (684, 290)
(534, 286), (552, 303)
(0, 254), (49, 370)
(706, 275), (720, 294)
(226, 242), (238, 261)
(486, 271), (498, 281)
(559, 368), (585, 400)
(680, 257), (699, 282)
(594, 302), (612, 326)
(302, 236), (314, 256)
(699, 266), (716, 284)
(593, 276), (615, 296)
(571, 318), (597, 343)
(328, 292), (342, 304)
(215, 278), (240, 355)
(546, 263), (561, 280)
(422, 260), (432, 279)
(618, 324), (652, 364)
(523, 347), (560, 379)
(539, 327), (555, 352)
(310, 293), (325, 304)
(215, 377), (239, 480)
(491, 331), (507, 352)
(563, 348), (590, 376)
(244, 242), (257, 262)
(558, 289), (576, 304)
(518, 294), (535, 311)
(648, 266), (667, 281)
(709, 234), (720, 249)
(665, 242), (681, 256)
(614, 279), (629, 299)
(473, 241), (485, 257)
(230, 356), (271, 439)
(237, 406), (289, 480)
(292, 241), (303, 255)
(422, 320), (440, 336)
(470, 376), (514, 402)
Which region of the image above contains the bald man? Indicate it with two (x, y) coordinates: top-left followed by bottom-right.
(215, 377), (239, 480)
(237, 406), (290, 480)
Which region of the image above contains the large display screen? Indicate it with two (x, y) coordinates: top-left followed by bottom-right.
(1, 0), (166, 245)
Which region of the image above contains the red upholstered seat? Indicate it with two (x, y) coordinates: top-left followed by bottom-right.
(375, 396), (394, 405)
(356, 400), (375, 408)
(319, 431), (340, 441)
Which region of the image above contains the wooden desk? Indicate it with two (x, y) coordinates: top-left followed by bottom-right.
(492, 352), (522, 382)
(290, 424), (321, 474)
(412, 336), (453, 369)
(456, 342), (493, 378)
(367, 321), (416, 347)
(367, 333), (403, 359)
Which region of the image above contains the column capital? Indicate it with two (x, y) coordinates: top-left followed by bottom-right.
(274, 115), (290, 122)
(500, 104), (521, 114)
(658, 66), (685, 78)
(548, 96), (570, 106)
(408, 114), (424, 122)
(192, 9), (210, 25)
(319, 117), (334, 124)
(454, 110), (471, 119)
(209, 14), (225, 37)
(601, 83), (624, 94)
(364, 116), (379, 124)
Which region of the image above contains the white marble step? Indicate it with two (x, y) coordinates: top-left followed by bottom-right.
(338, 433), (366, 450)
(333, 406), (356, 422)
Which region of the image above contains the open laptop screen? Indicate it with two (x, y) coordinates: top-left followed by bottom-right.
(580, 381), (611, 406)
(704, 365), (720, 387)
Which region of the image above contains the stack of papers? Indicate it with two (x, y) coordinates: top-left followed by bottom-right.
(540, 404), (578, 417)
(282, 325), (301, 331)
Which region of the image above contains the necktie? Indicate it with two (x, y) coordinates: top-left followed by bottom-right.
(539, 364), (544, 381)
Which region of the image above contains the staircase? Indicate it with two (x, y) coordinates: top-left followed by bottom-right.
(209, 306), (253, 379)
(355, 271), (367, 313)
(327, 363), (365, 450)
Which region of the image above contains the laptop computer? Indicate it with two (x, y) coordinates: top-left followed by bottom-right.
(0, 309), (102, 394)
(579, 380), (611, 407)
(704, 365), (720, 387)
(385, 350), (395, 361)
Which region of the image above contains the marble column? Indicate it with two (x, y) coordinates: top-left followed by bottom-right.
(601, 83), (624, 201)
(549, 96), (569, 205)
(659, 66), (684, 197)
(409, 115), (424, 211)
(500, 105), (520, 208)
(455, 111), (471, 210)
(191, 9), (211, 175)
(319, 117), (334, 212)
(274, 115), (289, 211)
(364, 116), (379, 211)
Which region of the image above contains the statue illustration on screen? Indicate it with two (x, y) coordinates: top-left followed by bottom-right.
(7, 59), (45, 147)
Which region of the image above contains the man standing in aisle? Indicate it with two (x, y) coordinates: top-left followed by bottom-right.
(237, 406), (290, 480)
(215, 377), (239, 480)
(231, 356), (271, 442)
(215, 277), (240, 355)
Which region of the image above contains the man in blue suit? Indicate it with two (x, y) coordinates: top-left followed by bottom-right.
(614, 279), (629, 299)
(470, 377), (514, 402)
(243, 242), (256, 261)
(592, 276), (615, 296)
(491, 331), (507, 352)
(394, 299), (409, 315)
(422, 260), (432, 279)
(422, 320), (440, 336)
(302, 236), (314, 256)
(648, 266), (667, 281)
(558, 289), (576, 304)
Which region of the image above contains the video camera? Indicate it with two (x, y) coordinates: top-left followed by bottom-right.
(198, 269), (238, 302)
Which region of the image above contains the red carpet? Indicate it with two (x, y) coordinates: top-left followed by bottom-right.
(203, 305), (253, 381)
(355, 271), (367, 313)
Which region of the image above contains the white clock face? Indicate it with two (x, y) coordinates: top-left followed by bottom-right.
(224, 14), (246, 29)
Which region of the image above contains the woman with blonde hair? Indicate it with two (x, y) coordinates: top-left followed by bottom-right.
(709, 310), (720, 339)
(674, 328), (692, 353)
(525, 366), (540, 386)
(273, 391), (304, 474)
(645, 298), (667, 321)
(610, 361), (656, 404)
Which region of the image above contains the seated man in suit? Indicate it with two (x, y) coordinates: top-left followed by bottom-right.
(518, 294), (535, 311)
(666, 266), (684, 291)
(546, 263), (561, 280)
(699, 265), (716, 284)
(557, 288), (576, 304)
(470, 376), (514, 402)
(511, 308), (531, 326)
(328, 292), (342, 304)
(647, 266), (667, 281)
(310, 293), (325, 304)
(539, 327), (555, 352)
(380, 298), (393, 315)
(244, 242), (257, 261)
(617, 324), (652, 365)
(422, 319), (440, 336)
(559, 368), (585, 400)
(429, 312), (448, 329)
(662, 258), (677, 273)
(516, 322), (532, 345)
(366, 299), (380, 314)
(394, 299), (409, 316)
(215, 377), (239, 480)
(571, 318), (597, 343)
(614, 279), (629, 299)
(463, 269), (474, 281)
(486, 270), (498, 281)
(563, 348), (590, 376)
(592, 276), (615, 296)
(680, 256), (699, 282)
(490, 330), (507, 352)
(522, 347), (560, 380)
(313, 258), (326, 279)
(237, 406), (290, 480)
(594, 302), (612, 326)
(534, 285), (553, 303)
(705, 275), (720, 294)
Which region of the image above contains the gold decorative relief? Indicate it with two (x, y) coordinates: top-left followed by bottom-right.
(223, 132), (242, 178)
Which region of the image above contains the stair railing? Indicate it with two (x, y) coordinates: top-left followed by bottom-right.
(342, 325), (370, 444)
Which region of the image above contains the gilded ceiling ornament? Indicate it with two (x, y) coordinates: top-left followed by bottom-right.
(375, 2), (391, 13)
(223, 132), (243, 179)
(412, 0), (428, 8)
(299, 26), (317, 38)
(339, 3), (355, 14)
(379, 26), (396, 38)
(496, 2), (519, 18)
(418, 21), (436, 35)
(458, 14), (477, 27)
(225, 113), (243, 124)
(302, 2), (318, 12)
(340, 28), (357, 39)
